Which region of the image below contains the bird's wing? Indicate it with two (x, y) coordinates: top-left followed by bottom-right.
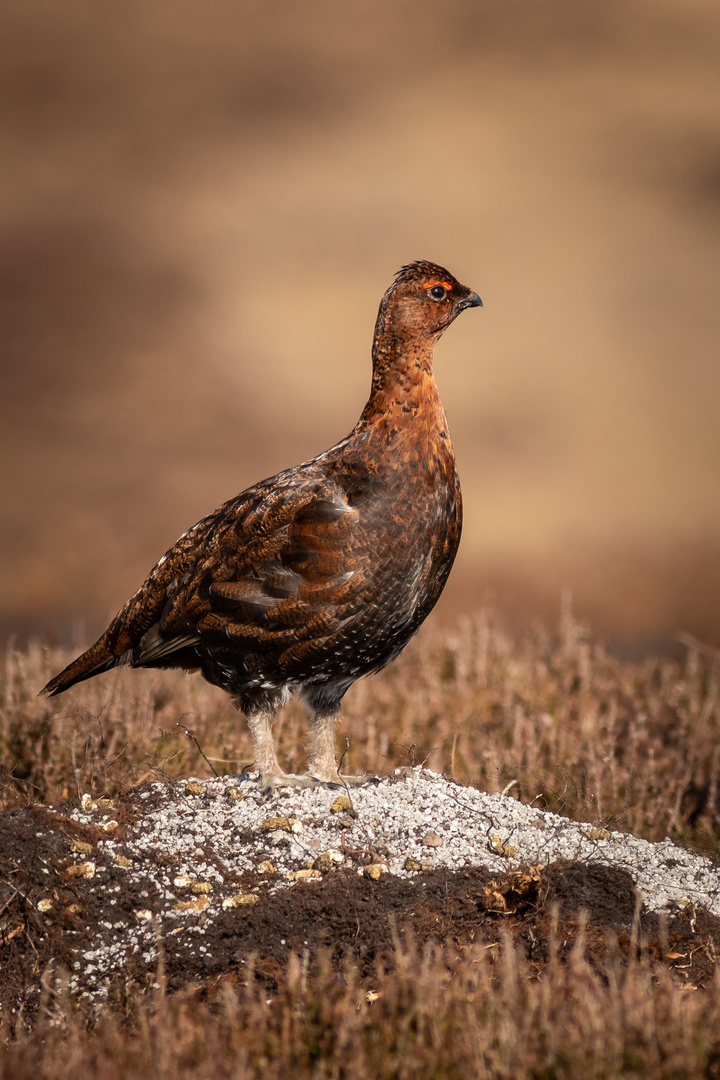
(41, 472), (365, 696)
(131, 470), (368, 671)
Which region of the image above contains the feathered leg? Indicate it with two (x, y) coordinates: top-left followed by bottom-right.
(306, 705), (370, 786)
(243, 706), (335, 789)
(245, 707), (284, 786)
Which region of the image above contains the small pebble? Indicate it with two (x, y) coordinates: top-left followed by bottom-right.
(65, 861), (95, 879)
(489, 834), (517, 858)
(71, 840), (93, 855)
(222, 894), (259, 909)
(262, 816), (301, 833)
(175, 896), (210, 913)
(360, 864), (385, 880)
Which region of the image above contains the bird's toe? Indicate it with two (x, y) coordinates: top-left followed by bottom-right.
(309, 772), (379, 788)
(258, 771), (327, 792)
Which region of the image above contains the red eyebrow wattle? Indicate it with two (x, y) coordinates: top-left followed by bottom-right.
(426, 280), (452, 291)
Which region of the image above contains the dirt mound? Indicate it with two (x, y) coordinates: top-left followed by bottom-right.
(1, 771), (718, 1017)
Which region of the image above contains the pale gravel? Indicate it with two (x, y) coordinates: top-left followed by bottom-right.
(52, 767), (719, 1002)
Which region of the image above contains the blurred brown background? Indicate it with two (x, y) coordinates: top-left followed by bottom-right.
(2, 0), (719, 656)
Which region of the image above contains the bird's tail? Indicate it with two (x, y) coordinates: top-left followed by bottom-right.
(40, 637), (123, 697)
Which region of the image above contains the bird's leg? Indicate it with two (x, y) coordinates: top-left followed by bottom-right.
(244, 707), (284, 786)
(305, 705), (340, 782)
(244, 706), (329, 790)
(306, 705), (372, 786)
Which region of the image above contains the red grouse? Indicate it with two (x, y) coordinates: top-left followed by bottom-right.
(42, 261), (482, 787)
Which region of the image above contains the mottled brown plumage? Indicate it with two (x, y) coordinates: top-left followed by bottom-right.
(41, 261), (482, 787)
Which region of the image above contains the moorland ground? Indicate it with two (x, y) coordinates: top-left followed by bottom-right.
(1, 613), (719, 1078)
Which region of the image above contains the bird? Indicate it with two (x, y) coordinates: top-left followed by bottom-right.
(41, 261), (482, 788)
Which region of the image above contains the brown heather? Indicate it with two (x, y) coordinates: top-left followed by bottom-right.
(3, 607), (720, 849)
(0, 938), (718, 1080)
(2, 609), (720, 1078)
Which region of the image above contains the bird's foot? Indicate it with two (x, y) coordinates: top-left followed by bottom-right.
(330, 773), (380, 788)
(231, 768), (380, 792)
(305, 770), (380, 789)
(258, 771), (333, 792)
(229, 770), (318, 791)
(254, 771), (380, 792)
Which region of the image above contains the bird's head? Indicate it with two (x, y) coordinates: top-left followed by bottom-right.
(380, 260), (482, 343)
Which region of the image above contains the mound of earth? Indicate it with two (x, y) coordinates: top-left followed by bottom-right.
(1, 769), (719, 1012)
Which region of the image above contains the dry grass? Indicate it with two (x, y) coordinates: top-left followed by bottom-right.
(2, 935), (720, 1079)
(3, 608), (719, 852)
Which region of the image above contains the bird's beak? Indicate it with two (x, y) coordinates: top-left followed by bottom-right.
(458, 291), (483, 311)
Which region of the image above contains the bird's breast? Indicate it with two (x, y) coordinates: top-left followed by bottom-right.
(328, 402), (461, 627)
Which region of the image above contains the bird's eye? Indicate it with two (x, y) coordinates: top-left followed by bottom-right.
(428, 285), (447, 301)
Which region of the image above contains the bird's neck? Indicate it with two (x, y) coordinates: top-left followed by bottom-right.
(358, 307), (440, 427)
